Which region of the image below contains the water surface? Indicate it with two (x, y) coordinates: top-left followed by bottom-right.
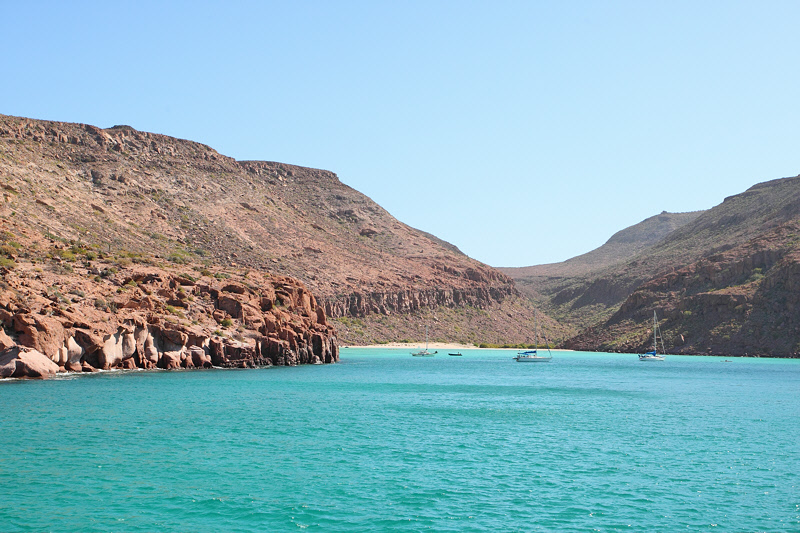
(1, 349), (798, 532)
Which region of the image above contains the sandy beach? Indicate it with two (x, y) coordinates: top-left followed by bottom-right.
(343, 342), (478, 350)
(342, 343), (573, 351)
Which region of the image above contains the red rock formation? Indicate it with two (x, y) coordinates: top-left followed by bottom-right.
(0, 258), (338, 379)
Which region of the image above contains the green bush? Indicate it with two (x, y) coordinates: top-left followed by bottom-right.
(167, 252), (189, 264)
(221, 318), (233, 327)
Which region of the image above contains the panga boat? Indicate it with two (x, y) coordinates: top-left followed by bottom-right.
(411, 325), (436, 357)
(449, 352), (463, 356)
(639, 310), (666, 361)
(515, 310), (552, 362)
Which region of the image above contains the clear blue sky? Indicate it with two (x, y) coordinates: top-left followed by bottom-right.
(3, 1), (799, 266)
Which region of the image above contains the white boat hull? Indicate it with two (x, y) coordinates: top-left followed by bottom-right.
(639, 354), (665, 361)
(514, 356), (552, 362)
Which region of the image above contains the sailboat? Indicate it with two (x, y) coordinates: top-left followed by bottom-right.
(639, 310), (666, 361)
(515, 310), (552, 362)
(411, 325), (436, 357)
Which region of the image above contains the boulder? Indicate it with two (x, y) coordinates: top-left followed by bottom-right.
(99, 330), (125, 369)
(315, 307), (327, 326)
(217, 294), (243, 319)
(159, 350), (182, 369)
(14, 313), (67, 361)
(66, 336), (84, 365)
(0, 328), (14, 350)
(0, 346), (60, 378)
(189, 346), (212, 368)
(121, 332), (136, 360)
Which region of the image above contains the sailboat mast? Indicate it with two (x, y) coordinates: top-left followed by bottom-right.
(653, 311), (657, 353)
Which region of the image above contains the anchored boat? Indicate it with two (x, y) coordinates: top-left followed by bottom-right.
(639, 311), (666, 361)
(515, 310), (552, 362)
(411, 325), (436, 357)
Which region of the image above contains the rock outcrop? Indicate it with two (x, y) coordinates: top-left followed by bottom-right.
(564, 218), (800, 357)
(0, 346), (60, 378)
(0, 114), (521, 346)
(0, 252), (338, 379)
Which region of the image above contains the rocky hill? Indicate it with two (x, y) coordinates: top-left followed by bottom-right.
(565, 216), (800, 356)
(0, 213), (339, 378)
(506, 175), (800, 356)
(0, 114), (561, 350)
(500, 211), (704, 331)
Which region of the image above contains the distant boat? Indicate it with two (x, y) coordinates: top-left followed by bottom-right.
(515, 310), (552, 362)
(411, 325), (436, 357)
(639, 311), (666, 361)
(449, 352), (462, 356)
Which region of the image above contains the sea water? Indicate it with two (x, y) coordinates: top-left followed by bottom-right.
(1, 349), (798, 532)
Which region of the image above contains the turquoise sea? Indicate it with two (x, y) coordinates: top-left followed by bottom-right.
(1, 349), (798, 532)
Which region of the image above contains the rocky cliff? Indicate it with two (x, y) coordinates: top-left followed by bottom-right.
(506, 175), (800, 356)
(0, 114), (537, 350)
(0, 216), (338, 378)
(500, 211), (704, 332)
(565, 218), (800, 356)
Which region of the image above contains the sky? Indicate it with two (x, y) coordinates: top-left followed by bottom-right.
(2, 1), (799, 267)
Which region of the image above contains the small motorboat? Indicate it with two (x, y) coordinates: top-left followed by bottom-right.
(449, 352), (462, 356)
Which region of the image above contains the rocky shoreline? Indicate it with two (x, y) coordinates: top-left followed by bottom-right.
(0, 252), (338, 379)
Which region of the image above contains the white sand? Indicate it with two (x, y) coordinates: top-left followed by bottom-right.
(343, 342), (476, 350)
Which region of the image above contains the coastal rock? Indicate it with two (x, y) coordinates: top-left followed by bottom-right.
(13, 314), (67, 363)
(189, 346), (212, 368)
(0, 328), (14, 350)
(0, 346), (60, 378)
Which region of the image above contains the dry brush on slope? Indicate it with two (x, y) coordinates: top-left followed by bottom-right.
(0, 217), (337, 378)
(0, 114), (558, 348)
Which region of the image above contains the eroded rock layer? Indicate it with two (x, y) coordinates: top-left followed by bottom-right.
(0, 114), (521, 345)
(0, 248), (338, 379)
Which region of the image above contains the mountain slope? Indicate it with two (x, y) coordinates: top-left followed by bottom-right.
(565, 216), (800, 356)
(502, 210), (704, 280)
(500, 210), (703, 330)
(0, 114), (564, 345)
(506, 174), (800, 356)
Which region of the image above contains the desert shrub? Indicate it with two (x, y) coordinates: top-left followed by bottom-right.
(0, 244), (17, 257)
(167, 252), (189, 264)
(166, 305), (185, 318)
(221, 318), (233, 327)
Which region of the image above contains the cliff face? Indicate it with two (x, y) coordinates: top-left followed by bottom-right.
(506, 174), (800, 357)
(565, 219), (800, 356)
(0, 220), (338, 378)
(0, 114), (524, 348)
(500, 211), (704, 332)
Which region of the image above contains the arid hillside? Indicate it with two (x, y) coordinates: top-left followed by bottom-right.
(566, 216), (800, 356)
(505, 175), (800, 356)
(0, 114), (566, 346)
(501, 211), (703, 331)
